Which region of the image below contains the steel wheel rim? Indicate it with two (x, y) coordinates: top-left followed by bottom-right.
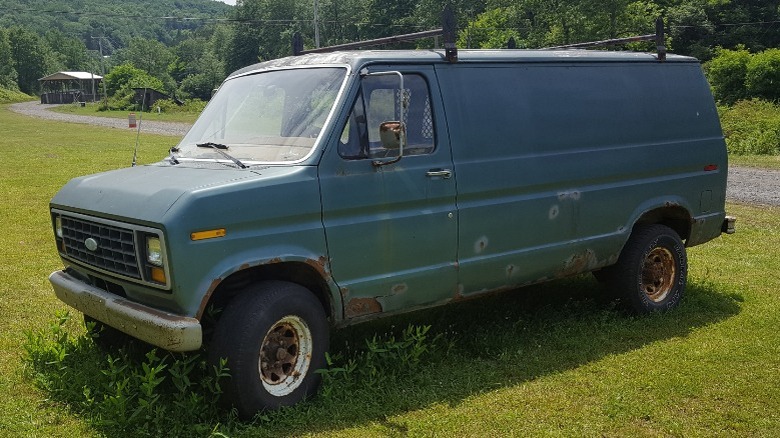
(259, 315), (313, 397)
(641, 247), (676, 302)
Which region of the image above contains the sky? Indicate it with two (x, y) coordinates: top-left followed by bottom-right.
(219, 0), (236, 5)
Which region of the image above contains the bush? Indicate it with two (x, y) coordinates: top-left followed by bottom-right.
(746, 49), (780, 102)
(153, 98), (206, 114)
(0, 86), (32, 103)
(719, 99), (780, 155)
(706, 47), (751, 105)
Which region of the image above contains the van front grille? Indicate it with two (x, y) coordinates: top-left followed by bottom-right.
(60, 216), (141, 279)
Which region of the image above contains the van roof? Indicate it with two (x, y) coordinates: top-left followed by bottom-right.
(229, 49), (698, 78)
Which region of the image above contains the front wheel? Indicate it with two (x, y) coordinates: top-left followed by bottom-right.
(208, 281), (329, 419)
(608, 224), (688, 314)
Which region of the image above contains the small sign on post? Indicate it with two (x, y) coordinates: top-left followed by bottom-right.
(129, 113), (137, 128)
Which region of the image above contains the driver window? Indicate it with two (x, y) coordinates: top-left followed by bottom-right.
(339, 73), (435, 160)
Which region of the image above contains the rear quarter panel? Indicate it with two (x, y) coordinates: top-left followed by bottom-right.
(434, 61), (726, 296)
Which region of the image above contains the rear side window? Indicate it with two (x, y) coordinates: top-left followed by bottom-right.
(339, 73), (435, 159)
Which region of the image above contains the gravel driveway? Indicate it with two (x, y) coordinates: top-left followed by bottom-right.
(8, 101), (780, 206)
(9, 101), (191, 137)
(727, 166), (780, 206)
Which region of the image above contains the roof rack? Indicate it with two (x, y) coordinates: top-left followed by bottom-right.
(293, 9), (666, 63)
(293, 4), (458, 62)
(547, 18), (667, 61)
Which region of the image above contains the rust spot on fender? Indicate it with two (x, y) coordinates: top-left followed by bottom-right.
(345, 297), (382, 318)
(304, 255), (332, 281)
(197, 278), (224, 319)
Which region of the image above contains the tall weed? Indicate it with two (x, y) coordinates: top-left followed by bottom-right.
(23, 311), (233, 436)
(316, 324), (454, 397)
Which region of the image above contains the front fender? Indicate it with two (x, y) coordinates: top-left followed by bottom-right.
(192, 246), (343, 322)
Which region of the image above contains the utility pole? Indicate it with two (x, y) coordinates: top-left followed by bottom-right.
(313, 0), (321, 48)
(91, 36), (109, 105)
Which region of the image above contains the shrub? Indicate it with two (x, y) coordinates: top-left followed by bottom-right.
(746, 49), (780, 102)
(0, 86), (32, 103)
(719, 99), (780, 155)
(706, 47), (751, 105)
(153, 98), (206, 114)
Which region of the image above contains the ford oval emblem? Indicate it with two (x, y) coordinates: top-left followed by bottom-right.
(85, 238), (99, 252)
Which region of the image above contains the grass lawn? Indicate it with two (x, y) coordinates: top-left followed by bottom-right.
(50, 101), (199, 124)
(1, 103), (778, 436)
(729, 154), (780, 170)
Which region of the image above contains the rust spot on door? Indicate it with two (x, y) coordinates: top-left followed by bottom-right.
(558, 249), (597, 278)
(474, 236), (489, 254)
(345, 297), (382, 318)
(391, 283), (408, 295)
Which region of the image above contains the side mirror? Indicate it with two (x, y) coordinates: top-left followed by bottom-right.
(379, 121), (405, 150)
(361, 70), (407, 166)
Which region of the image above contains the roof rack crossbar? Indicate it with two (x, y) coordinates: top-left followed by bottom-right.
(546, 34), (655, 50)
(295, 28), (445, 55)
(293, 4), (458, 62)
(546, 17), (667, 61)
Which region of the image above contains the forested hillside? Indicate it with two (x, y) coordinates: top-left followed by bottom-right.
(1, 0), (779, 108)
(0, 0), (229, 47)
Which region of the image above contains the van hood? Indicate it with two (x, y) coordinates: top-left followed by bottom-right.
(50, 164), (269, 224)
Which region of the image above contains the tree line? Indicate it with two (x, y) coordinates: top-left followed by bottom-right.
(2, 0), (779, 107)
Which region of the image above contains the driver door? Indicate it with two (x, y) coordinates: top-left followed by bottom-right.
(318, 66), (458, 320)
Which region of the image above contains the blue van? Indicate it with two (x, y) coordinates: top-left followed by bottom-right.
(49, 48), (733, 417)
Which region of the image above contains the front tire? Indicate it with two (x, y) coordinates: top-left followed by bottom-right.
(208, 281), (329, 419)
(608, 224), (688, 314)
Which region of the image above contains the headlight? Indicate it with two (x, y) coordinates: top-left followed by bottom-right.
(54, 216), (63, 238)
(146, 236), (164, 266)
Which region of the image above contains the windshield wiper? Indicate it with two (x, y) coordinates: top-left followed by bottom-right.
(168, 147), (180, 165)
(196, 142), (247, 169)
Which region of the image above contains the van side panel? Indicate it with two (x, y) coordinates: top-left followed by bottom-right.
(435, 61), (726, 296)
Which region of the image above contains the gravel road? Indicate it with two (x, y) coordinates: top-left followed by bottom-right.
(727, 166), (780, 206)
(8, 101), (780, 206)
(9, 101), (191, 137)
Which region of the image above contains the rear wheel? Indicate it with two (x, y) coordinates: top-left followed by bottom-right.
(208, 281), (329, 419)
(608, 224), (687, 314)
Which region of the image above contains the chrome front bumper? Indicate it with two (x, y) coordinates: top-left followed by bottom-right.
(49, 270), (202, 352)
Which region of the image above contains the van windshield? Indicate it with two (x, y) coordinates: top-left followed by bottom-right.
(176, 67), (346, 164)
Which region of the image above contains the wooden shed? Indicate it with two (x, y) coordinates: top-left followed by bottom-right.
(39, 71), (103, 104)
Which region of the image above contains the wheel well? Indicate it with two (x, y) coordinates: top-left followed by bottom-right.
(202, 262), (334, 324)
(634, 206), (692, 241)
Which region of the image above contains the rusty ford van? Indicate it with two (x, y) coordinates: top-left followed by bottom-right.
(48, 46), (733, 417)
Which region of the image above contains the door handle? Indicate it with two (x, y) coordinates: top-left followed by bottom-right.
(426, 169), (452, 179)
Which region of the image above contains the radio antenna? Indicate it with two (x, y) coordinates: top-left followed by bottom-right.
(131, 88), (147, 167)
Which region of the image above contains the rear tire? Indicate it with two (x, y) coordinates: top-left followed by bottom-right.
(208, 281), (329, 419)
(608, 224), (687, 314)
